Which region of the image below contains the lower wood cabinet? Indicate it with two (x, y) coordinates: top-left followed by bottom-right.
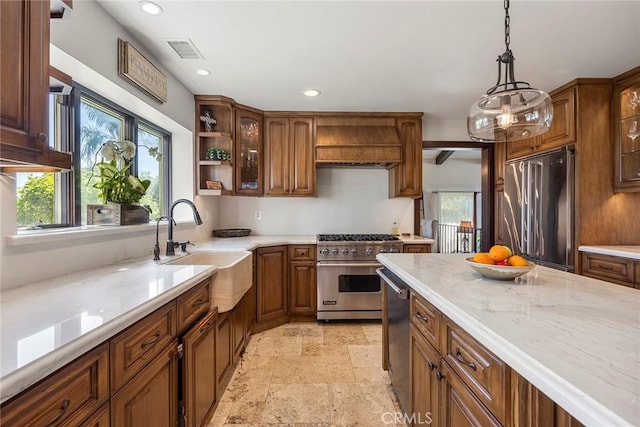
(0, 343), (110, 427)
(407, 292), (583, 427)
(83, 403), (110, 427)
(288, 244), (317, 320)
(215, 310), (233, 399)
(182, 309), (217, 427)
(255, 245), (289, 331)
(111, 340), (179, 427)
(580, 252), (637, 288)
(403, 244), (431, 253)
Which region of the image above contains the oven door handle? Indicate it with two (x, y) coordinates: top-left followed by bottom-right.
(316, 263), (382, 268)
(377, 268), (410, 299)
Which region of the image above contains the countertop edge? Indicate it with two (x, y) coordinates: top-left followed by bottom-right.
(578, 245), (640, 260)
(0, 267), (216, 404)
(377, 256), (633, 427)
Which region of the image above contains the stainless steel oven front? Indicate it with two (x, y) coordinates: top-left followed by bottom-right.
(316, 262), (383, 320)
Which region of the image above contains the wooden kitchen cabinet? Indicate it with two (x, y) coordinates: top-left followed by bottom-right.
(195, 95), (235, 195)
(215, 310), (233, 399)
(613, 66), (640, 192)
(580, 252), (636, 288)
(288, 245), (317, 320)
(235, 106), (264, 195)
(390, 117), (423, 198)
(176, 278), (211, 334)
(264, 116), (315, 196)
(182, 309), (218, 427)
(506, 87), (576, 160)
(403, 244), (431, 253)
(0, 0), (71, 171)
(111, 341), (179, 427)
(0, 343), (109, 427)
(232, 299), (246, 360)
(255, 245), (289, 331)
(494, 142), (506, 188)
(410, 326), (441, 427)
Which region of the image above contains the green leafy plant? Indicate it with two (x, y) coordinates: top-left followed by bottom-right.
(206, 147), (231, 161)
(89, 140), (161, 205)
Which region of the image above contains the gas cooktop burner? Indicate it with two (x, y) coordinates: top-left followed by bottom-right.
(317, 233), (400, 242)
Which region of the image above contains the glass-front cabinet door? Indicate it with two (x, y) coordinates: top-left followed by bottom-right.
(614, 67), (640, 192)
(235, 108), (263, 195)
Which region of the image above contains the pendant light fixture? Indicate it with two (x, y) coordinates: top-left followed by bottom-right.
(467, 0), (553, 142)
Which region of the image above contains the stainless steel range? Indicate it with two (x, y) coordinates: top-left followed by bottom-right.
(316, 234), (402, 320)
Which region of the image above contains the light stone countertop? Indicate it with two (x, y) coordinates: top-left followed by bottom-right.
(0, 235), (316, 403)
(578, 245), (640, 260)
(398, 236), (436, 245)
(377, 253), (640, 427)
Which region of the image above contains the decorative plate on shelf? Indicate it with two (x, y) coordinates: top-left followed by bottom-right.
(465, 257), (536, 280)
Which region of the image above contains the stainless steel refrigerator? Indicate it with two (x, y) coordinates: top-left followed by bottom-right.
(503, 147), (575, 271)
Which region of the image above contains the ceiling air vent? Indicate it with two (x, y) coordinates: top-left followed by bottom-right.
(165, 39), (204, 59)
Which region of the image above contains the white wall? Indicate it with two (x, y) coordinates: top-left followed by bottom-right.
(218, 168), (414, 235)
(0, 2), (218, 290)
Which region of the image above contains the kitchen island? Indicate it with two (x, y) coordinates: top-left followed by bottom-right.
(377, 253), (639, 427)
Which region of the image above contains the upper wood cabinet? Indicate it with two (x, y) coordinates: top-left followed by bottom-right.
(264, 116), (315, 196)
(390, 118), (423, 198)
(613, 66), (640, 192)
(235, 107), (264, 196)
(194, 96), (235, 195)
(506, 87), (576, 160)
(0, 0), (71, 171)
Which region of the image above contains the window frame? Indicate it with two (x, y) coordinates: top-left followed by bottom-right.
(70, 84), (171, 224)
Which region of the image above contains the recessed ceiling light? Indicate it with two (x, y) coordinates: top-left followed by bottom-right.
(303, 89), (321, 97)
(196, 69), (210, 76)
(139, 1), (163, 15)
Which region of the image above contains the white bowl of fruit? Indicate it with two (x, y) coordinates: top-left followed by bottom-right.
(465, 245), (536, 280)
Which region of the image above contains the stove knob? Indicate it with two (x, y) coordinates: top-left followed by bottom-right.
(320, 248), (329, 255)
(331, 248), (339, 255)
(379, 248), (388, 253)
(342, 248), (349, 255)
(365, 247), (374, 256)
(351, 248), (359, 255)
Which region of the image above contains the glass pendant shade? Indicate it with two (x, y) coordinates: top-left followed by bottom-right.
(468, 88), (553, 142)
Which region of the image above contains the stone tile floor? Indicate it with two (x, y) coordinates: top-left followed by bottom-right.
(207, 321), (406, 427)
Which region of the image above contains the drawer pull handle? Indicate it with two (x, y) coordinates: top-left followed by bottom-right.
(455, 348), (477, 371)
(435, 370), (445, 381)
(192, 298), (207, 308)
(141, 331), (162, 349)
(200, 321), (213, 334)
(414, 312), (428, 322)
(427, 361), (436, 371)
(596, 264), (614, 271)
(45, 398), (70, 427)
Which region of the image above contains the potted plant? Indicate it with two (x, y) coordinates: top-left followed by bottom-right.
(205, 147), (231, 162)
(87, 140), (161, 225)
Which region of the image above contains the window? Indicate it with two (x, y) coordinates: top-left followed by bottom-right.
(15, 86), (171, 230)
(437, 192), (482, 253)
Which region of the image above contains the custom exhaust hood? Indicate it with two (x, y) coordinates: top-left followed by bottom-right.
(315, 117), (403, 168)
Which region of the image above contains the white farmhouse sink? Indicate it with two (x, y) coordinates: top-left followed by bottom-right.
(165, 250), (252, 312)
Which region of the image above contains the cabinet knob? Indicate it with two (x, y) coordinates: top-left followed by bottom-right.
(33, 132), (48, 144)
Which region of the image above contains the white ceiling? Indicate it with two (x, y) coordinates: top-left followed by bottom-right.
(97, 0), (640, 126)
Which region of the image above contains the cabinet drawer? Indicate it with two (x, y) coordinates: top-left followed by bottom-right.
(410, 293), (441, 350)
(177, 278), (211, 334)
(110, 302), (177, 393)
(581, 253), (634, 287)
(1, 343), (109, 427)
(289, 244), (316, 261)
(403, 244), (431, 253)
(443, 318), (508, 424)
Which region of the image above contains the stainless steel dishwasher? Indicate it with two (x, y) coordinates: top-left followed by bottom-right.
(377, 267), (410, 415)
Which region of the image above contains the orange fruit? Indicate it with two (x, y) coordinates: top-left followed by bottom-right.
(502, 245), (513, 257)
(472, 253), (495, 265)
(488, 245), (509, 262)
(508, 255), (529, 267)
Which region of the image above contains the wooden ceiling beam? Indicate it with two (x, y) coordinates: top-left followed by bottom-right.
(435, 150), (454, 165)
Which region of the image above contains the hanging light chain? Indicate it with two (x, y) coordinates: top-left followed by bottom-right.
(504, 0), (511, 51)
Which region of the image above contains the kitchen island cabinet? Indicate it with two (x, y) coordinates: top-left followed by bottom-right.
(378, 253), (638, 427)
